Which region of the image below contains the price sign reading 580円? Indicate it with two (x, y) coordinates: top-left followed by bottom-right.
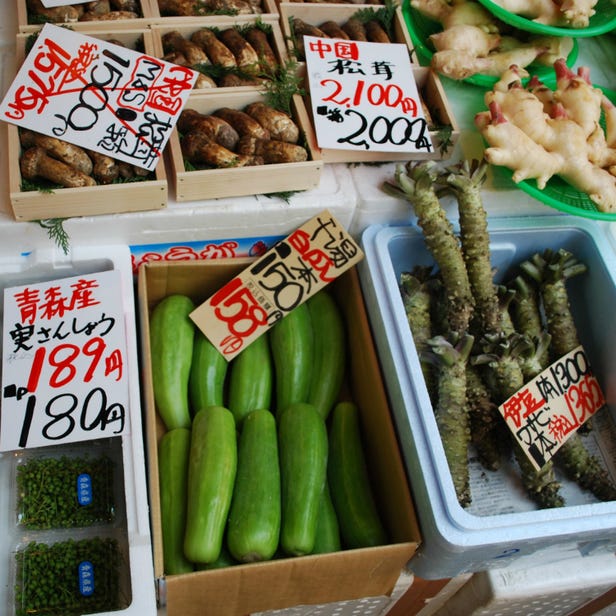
(1, 270), (130, 451)
(304, 36), (433, 154)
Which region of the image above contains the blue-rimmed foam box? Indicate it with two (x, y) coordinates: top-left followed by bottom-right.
(359, 215), (616, 580)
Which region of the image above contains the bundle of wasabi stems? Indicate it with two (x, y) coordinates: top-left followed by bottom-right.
(383, 159), (616, 509)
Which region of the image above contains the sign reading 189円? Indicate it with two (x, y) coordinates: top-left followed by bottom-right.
(304, 36), (433, 154)
(0, 23), (197, 171)
(1, 270), (130, 451)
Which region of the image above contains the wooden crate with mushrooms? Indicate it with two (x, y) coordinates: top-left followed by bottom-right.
(167, 90), (322, 201)
(7, 30), (168, 221)
(149, 17), (289, 94)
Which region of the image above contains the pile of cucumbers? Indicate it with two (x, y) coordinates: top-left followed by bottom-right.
(150, 288), (388, 574)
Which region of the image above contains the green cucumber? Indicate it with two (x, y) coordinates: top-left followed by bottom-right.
(158, 428), (194, 574)
(184, 406), (237, 564)
(328, 401), (387, 549)
(270, 303), (314, 415)
(278, 402), (328, 556)
(227, 333), (273, 426)
(306, 290), (346, 420)
(149, 294), (195, 430)
(311, 479), (341, 555)
(227, 409), (281, 562)
(189, 330), (228, 416)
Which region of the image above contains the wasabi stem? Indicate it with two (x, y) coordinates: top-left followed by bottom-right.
(520, 249), (616, 500)
(445, 160), (500, 335)
(400, 268), (437, 400)
(383, 161), (474, 336)
(423, 333), (475, 507)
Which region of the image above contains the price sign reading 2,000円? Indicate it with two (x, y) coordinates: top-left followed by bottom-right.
(8, 337), (126, 448)
(1, 269), (130, 452)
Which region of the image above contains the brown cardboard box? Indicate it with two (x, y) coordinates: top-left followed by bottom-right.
(167, 91), (323, 201)
(7, 29), (168, 221)
(137, 257), (420, 616)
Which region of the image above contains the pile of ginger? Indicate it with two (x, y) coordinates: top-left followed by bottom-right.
(411, 0), (575, 80)
(475, 59), (616, 213)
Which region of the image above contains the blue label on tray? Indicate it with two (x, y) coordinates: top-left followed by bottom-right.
(78, 561), (94, 596)
(77, 473), (93, 506)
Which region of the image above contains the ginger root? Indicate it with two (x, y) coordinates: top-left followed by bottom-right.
(477, 61), (616, 213)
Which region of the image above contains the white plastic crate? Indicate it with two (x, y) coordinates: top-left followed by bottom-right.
(359, 215), (616, 580)
(419, 552), (616, 616)
(0, 245), (156, 615)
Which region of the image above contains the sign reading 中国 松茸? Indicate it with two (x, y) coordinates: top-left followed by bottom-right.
(498, 345), (606, 471)
(304, 35), (433, 154)
(0, 23), (197, 172)
(1, 270), (130, 452)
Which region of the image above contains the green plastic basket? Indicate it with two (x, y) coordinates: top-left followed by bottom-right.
(402, 0), (580, 88)
(476, 0), (616, 36)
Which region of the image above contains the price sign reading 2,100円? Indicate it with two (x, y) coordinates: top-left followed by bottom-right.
(304, 36), (433, 154)
(1, 269), (130, 452)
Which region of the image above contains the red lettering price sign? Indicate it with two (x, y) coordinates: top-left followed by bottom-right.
(0, 23), (197, 171)
(304, 36), (433, 154)
(191, 209), (363, 361)
(1, 270), (130, 451)
(498, 345), (606, 471)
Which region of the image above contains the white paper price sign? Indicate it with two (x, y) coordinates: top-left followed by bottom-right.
(304, 36), (433, 154)
(0, 23), (197, 171)
(191, 210), (363, 361)
(1, 270), (131, 451)
(498, 345), (606, 471)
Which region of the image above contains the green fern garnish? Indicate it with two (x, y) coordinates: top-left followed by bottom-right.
(38, 218), (70, 255)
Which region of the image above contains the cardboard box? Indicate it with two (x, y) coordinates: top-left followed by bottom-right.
(17, 0), (153, 33)
(359, 215), (616, 579)
(7, 30), (168, 222)
(167, 91), (323, 201)
(278, 4), (460, 162)
(137, 258), (420, 616)
(149, 16), (288, 94)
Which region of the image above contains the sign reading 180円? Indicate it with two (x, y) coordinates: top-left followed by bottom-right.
(304, 36), (433, 154)
(1, 270), (130, 451)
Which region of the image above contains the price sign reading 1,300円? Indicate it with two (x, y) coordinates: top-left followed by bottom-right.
(1, 269), (130, 451)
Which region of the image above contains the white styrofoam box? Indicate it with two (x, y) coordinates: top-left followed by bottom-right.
(0, 245), (156, 615)
(359, 215), (616, 580)
(424, 552), (616, 616)
(0, 162), (358, 254)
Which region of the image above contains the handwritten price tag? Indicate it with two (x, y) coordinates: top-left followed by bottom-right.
(304, 36), (433, 154)
(498, 345), (606, 471)
(191, 210), (363, 361)
(1, 270), (130, 451)
(0, 23), (197, 171)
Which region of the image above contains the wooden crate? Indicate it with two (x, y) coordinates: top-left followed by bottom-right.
(279, 3), (418, 62)
(17, 0), (154, 33)
(148, 0), (279, 20)
(168, 91), (323, 202)
(149, 16), (289, 95)
(7, 29), (168, 221)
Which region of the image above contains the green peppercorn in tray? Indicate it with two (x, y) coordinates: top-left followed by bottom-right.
(14, 440), (122, 531)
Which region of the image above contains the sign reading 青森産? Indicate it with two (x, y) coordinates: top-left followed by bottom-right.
(1, 270), (130, 451)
